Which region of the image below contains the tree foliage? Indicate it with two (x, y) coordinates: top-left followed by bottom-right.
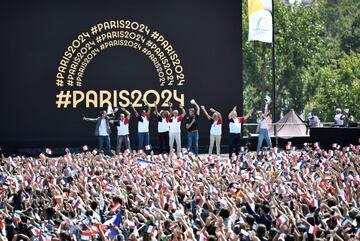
(242, 0), (360, 122)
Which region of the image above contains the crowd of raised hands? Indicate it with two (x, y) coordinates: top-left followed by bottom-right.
(0, 142), (359, 241)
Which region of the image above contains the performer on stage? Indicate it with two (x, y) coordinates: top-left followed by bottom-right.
(201, 105), (222, 157)
(185, 99), (200, 156)
(153, 103), (170, 154)
(131, 102), (151, 151)
(168, 102), (186, 155)
(82, 109), (117, 156)
(110, 107), (131, 154)
(256, 96), (272, 154)
(228, 106), (254, 158)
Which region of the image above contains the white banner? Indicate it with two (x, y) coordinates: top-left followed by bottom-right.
(248, 0), (273, 43)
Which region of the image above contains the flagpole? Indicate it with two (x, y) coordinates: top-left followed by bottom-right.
(240, 0), (244, 117)
(271, 0), (278, 147)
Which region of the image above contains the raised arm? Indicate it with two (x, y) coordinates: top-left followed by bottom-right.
(144, 101), (151, 115)
(228, 106), (237, 120)
(153, 103), (160, 116)
(243, 108), (255, 121)
(210, 108), (222, 119)
(168, 102), (173, 116)
(180, 105), (186, 117)
(264, 103), (269, 120)
(83, 116), (98, 122)
(193, 100), (200, 116)
(122, 107), (131, 120)
(130, 102), (139, 117)
(201, 105), (211, 120)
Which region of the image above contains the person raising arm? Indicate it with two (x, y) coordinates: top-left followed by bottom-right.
(201, 105), (222, 157)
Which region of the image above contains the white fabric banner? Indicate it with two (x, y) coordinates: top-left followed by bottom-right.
(248, 0), (273, 43)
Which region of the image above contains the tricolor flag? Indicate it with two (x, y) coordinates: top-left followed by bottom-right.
(145, 225), (156, 233)
(248, 0), (273, 43)
(311, 199), (320, 208)
(39, 153), (46, 161)
(277, 214), (288, 225)
(307, 225), (318, 236)
(137, 159), (154, 169)
(112, 203), (122, 213)
(45, 148), (52, 155)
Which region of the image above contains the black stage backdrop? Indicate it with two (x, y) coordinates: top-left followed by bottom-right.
(0, 0), (244, 153)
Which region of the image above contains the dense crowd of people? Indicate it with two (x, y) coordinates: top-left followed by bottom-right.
(0, 142), (359, 241)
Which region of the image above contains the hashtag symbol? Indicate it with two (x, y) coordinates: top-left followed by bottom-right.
(146, 40), (152, 47)
(151, 31), (159, 40)
(67, 80), (74, 86)
(96, 36), (102, 43)
(76, 81), (82, 87)
(56, 91), (71, 108)
(56, 79), (64, 87)
(90, 26), (98, 35)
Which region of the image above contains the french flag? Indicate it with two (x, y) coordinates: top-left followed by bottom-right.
(307, 225), (318, 236)
(311, 199), (320, 208)
(72, 198), (81, 208)
(137, 159), (154, 169)
(277, 215), (288, 225)
(146, 225), (156, 233)
(45, 148), (53, 155)
(135, 193), (145, 203)
(112, 203), (122, 212)
(31, 227), (41, 237)
(39, 153), (46, 161)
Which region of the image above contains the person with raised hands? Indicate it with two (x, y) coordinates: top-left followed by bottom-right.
(256, 96), (272, 154)
(82, 108), (118, 156)
(130, 101), (151, 152)
(228, 106), (254, 159)
(185, 99), (201, 156)
(110, 107), (131, 154)
(168, 102), (186, 155)
(153, 102), (170, 154)
(201, 105), (222, 157)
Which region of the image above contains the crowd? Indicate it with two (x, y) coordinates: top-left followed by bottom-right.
(0, 142), (360, 241)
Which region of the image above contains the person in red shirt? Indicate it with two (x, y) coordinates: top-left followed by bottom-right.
(228, 106), (254, 159)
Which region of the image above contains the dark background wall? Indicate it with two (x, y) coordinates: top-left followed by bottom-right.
(0, 0), (244, 154)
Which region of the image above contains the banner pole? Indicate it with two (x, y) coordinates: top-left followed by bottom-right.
(271, 0), (278, 147)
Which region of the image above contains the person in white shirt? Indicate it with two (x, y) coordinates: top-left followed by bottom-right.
(228, 106), (254, 158)
(153, 103), (170, 154)
(131, 102), (151, 152)
(256, 97), (272, 154)
(334, 108), (344, 126)
(201, 105), (222, 156)
(83, 109), (117, 156)
(110, 107), (131, 154)
(168, 103), (186, 154)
